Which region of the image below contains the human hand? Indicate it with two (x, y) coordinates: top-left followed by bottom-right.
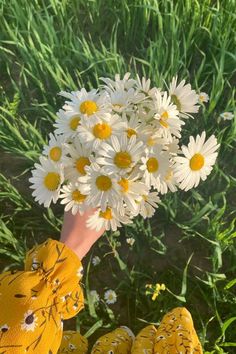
(60, 209), (105, 260)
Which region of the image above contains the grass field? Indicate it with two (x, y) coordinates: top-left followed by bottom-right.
(0, 0), (236, 352)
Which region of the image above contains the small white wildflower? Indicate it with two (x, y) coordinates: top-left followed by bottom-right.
(220, 112), (234, 121)
(104, 289), (117, 305)
(126, 237), (135, 246)
(92, 256), (101, 266)
(198, 92), (209, 104)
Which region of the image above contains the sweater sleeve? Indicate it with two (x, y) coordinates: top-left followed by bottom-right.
(0, 238), (84, 354)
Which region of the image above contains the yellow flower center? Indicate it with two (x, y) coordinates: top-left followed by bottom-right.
(147, 137), (156, 146)
(93, 123), (112, 140)
(199, 95), (204, 102)
(189, 153), (205, 171)
(127, 128), (137, 138)
(165, 170), (173, 181)
(160, 120), (169, 128)
(113, 103), (123, 110)
(114, 151), (132, 169)
(160, 111), (169, 128)
(44, 172), (60, 191)
(80, 100), (98, 116)
(72, 190), (86, 203)
(70, 116), (80, 131)
(171, 94), (181, 111)
(118, 178), (129, 193)
(146, 157), (159, 173)
(96, 175), (112, 191)
(75, 157), (90, 175)
(99, 207), (112, 220)
(49, 147), (62, 162)
(161, 111), (169, 119)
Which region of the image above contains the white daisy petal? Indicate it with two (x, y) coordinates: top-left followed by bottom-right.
(29, 157), (64, 207)
(104, 289), (117, 304)
(169, 76), (199, 118)
(173, 132), (219, 191)
(59, 182), (88, 215)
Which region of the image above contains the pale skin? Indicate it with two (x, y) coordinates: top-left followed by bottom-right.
(60, 208), (105, 260)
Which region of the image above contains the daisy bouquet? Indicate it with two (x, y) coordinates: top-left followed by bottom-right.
(29, 73), (219, 231)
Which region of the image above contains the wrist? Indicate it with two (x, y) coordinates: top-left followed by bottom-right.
(61, 232), (94, 260)
(60, 209), (105, 260)
(63, 239), (88, 260)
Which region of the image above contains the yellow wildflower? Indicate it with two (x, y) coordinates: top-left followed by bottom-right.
(145, 283), (166, 301)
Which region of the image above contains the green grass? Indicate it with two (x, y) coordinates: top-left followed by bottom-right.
(0, 0), (236, 352)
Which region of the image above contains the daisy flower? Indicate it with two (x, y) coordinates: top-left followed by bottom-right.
(169, 77), (199, 118)
(100, 72), (136, 91)
(135, 191), (160, 219)
(122, 113), (146, 140)
(92, 256), (101, 266)
(140, 146), (170, 188)
(164, 137), (180, 155)
(136, 75), (151, 94)
(156, 168), (178, 194)
(141, 128), (168, 148)
(59, 183), (87, 215)
(135, 75), (160, 97)
(104, 289), (117, 305)
(173, 131), (219, 191)
(42, 133), (67, 164)
(219, 112), (234, 121)
(65, 138), (93, 182)
(60, 88), (110, 126)
(21, 310), (38, 332)
(54, 109), (81, 138)
(77, 113), (126, 149)
(86, 206), (131, 231)
(198, 92), (209, 104)
(136, 100), (155, 123)
(97, 134), (143, 176)
(29, 157), (64, 207)
(115, 174), (148, 214)
(108, 87), (142, 114)
(79, 163), (119, 211)
(153, 91), (184, 139)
